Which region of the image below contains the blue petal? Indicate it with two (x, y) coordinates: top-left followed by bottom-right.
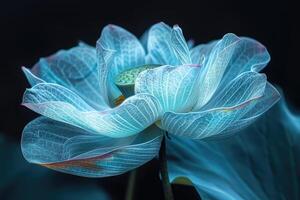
(193, 33), (271, 110)
(147, 22), (190, 65)
(170, 25), (192, 64)
(187, 39), (195, 49)
(190, 40), (217, 65)
(22, 83), (163, 138)
(22, 117), (163, 177)
(0, 133), (111, 199)
(96, 24), (146, 103)
(205, 83), (280, 140)
(162, 71), (280, 139)
(22, 46), (108, 110)
(135, 64), (201, 113)
(166, 97), (300, 200)
(140, 28), (149, 53)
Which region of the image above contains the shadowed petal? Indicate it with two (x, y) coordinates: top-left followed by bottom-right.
(0, 133), (111, 200)
(22, 83), (163, 138)
(193, 33), (270, 110)
(135, 65), (201, 113)
(166, 98), (300, 200)
(147, 22), (190, 65)
(22, 46), (108, 110)
(96, 24), (146, 103)
(140, 28), (149, 53)
(22, 117), (163, 177)
(162, 72), (279, 139)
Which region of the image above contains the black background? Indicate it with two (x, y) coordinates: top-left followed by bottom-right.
(0, 0), (298, 199)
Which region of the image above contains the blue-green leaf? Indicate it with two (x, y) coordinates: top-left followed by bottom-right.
(167, 97), (300, 200)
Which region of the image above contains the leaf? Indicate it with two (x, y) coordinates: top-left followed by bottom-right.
(166, 97), (300, 200)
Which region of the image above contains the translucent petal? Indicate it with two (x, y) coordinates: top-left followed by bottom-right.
(22, 83), (163, 138)
(135, 65), (201, 113)
(209, 83), (280, 140)
(170, 25), (192, 64)
(22, 117), (163, 177)
(193, 33), (270, 110)
(190, 40), (217, 65)
(187, 39), (195, 49)
(96, 24), (146, 103)
(0, 134), (111, 200)
(193, 33), (241, 109)
(166, 98), (300, 200)
(147, 22), (190, 65)
(22, 66), (45, 86)
(23, 46), (108, 110)
(162, 72), (280, 139)
(140, 28), (149, 53)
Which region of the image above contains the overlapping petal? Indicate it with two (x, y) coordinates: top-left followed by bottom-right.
(161, 71), (280, 139)
(147, 22), (190, 65)
(20, 22), (280, 181)
(135, 64), (201, 113)
(22, 46), (108, 110)
(96, 24), (146, 103)
(0, 134), (111, 200)
(22, 83), (162, 138)
(193, 33), (271, 110)
(190, 40), (217, 66)
(21, 117), (163, 177)
(170, 25), (192, 64)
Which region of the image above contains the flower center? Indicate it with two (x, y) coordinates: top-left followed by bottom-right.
(115, 64), (160, 98)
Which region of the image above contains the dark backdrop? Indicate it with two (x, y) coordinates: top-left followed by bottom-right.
(0, 0), (298, 199)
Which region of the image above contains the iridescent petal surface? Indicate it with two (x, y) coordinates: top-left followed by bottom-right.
(161, 72), (280, 139)
(147, 22), (190, 65)
(22, 46), (107, 110)
(193, 33), (271, 110)
(22, 117), (163, 177)
(135, 64), (201, 113)
(22, 83), (162, 138)
(96, 24), (146, 103)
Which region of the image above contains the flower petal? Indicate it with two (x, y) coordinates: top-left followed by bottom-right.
(193, 33), (270, 110)
(22, 117), (163, 177)
(23, 46), (108, 110)
(22, 83), (163, 138)
(161, 72), (279, 139)
(166, 97), (300, 200)
(0, 134), (111, 200)
(190, 40), (217, 65)
(147, 22), (190, 65)
(96, 24), (146, 103)
(210, 83), (280, 140)
(140, 28), (149, 53)
(135, 65), (201, 113)
(170, 25), (192, 64)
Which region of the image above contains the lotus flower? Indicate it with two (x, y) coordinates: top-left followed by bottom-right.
(21, 22), (280, 177)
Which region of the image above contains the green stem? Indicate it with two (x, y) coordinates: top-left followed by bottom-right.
(125, 169), (137, 200)
(159, 135), (174, 200)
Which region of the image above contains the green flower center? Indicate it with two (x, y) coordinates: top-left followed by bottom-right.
(115, 64), (160, 86)
(115, 64), (160, 97)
